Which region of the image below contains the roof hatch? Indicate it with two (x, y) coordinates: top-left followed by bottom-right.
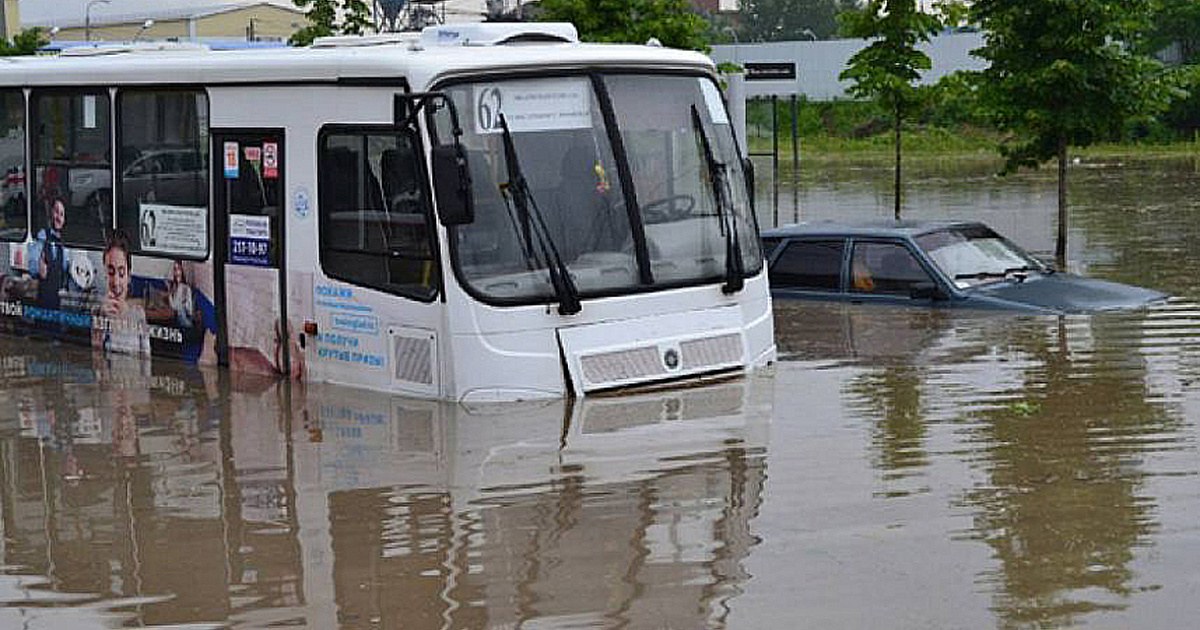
(419, 23), (578, 47)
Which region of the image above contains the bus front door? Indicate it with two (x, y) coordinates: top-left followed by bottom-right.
(211, 131), (296, 378)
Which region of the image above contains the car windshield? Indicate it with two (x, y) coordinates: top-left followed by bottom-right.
(915, 225), (1045, 288)
(432, 73), (760, 304)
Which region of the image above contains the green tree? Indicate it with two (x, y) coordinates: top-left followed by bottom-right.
(737, 0), (857, 43)
(1161, 66), (1200, 139)
(972, 0), (1178, 266)
(537, 0), (711, 52)
(341, 0), (374, 35)
(1142, 0), (1200, 140)
(838, 0), (942, 219)
(1143, 0), (1200, 65)
(291, 0), (375, 45)
(0, 28), (48, 56)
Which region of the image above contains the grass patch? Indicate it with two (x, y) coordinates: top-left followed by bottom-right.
(747, 128), (1200, 164)
(748, 126), (1002, 161)
(1075, 140), (1200, 158)
(743, 97), (1200, 163)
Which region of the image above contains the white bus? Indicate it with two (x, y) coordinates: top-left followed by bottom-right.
(0, 22), (775, 401)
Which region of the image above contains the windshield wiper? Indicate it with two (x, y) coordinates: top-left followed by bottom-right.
(497, 114), (581, 316)
(1002, 265), (1041, 282)
(691, 105), (744, 294)
(954, 271), (1007, 280)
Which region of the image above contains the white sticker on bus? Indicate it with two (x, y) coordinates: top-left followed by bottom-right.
(230, 214), (271, 266)
(83, 95), (97, 129)
(140, 203), (208, 257)
(474, 78), (591, 135)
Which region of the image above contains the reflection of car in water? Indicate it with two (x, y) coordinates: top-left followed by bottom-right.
(762, 220), (1168, 314)
(772, 299), (956, 362)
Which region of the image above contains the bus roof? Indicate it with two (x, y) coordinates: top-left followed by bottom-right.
(0, 24), (715, 90)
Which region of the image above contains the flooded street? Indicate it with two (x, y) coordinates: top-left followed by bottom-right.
(4, 155), (1200, 629)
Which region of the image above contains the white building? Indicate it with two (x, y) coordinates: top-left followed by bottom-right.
(711, 31), (987, 100)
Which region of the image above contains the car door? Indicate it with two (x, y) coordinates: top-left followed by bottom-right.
(767, 238), (847, 299)
(846, 239), (944, 306)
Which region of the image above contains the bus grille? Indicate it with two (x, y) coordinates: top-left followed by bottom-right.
(680, 333), (741, 370)
(576, 332), (744, 390)
(394, 334), (433, 385)
(579, 346), (666, 385)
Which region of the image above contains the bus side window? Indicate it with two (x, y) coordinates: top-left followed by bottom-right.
(319, 127), (437, 301)
(30, 90), (112, 249)
(116, 90), (209, 256)
(0, 89), (26, 242)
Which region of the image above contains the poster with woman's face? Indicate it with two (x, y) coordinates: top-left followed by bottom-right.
(118, 254), (217, 364)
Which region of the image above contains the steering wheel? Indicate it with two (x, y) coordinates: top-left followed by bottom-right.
(640, 194), (696, 223)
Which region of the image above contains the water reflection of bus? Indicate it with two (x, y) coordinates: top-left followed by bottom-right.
(0, 23), (775, 401)
(0, 340), (772, 630)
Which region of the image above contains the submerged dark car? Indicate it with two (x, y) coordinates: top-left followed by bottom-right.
(761, 220), (1168, 314)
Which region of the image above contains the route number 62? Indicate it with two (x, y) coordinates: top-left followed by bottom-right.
(476, 86), (503, 132)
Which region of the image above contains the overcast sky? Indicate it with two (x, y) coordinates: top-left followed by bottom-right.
(21, 0), (296, 26)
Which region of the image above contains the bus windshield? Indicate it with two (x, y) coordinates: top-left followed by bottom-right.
(436, 73), (761, 305)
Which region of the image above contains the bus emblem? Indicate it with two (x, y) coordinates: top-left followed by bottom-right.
(663, 348), (680, 371)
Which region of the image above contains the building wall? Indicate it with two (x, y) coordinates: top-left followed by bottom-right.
(710, 31), (987, 101)
(193, 6), (307, 40)
(56, 19), (190, 42)
(1, 0), (19, 41)
(51, 5), (305, 43)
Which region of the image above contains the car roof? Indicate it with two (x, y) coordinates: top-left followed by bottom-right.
(760, 219), (986, 240)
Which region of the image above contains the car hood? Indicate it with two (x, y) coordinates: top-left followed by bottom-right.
(971, 273), (1168, 313)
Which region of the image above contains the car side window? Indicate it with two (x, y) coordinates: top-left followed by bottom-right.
(770, 240), (844, 290)
(849, 241), (931, 296)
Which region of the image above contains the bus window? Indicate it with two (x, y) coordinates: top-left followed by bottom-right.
(31, 90), (112, 249)
(319, 127), (437, 301)
(117, 90), (209, 257)
(0, 89), (25, 241)
(604, 75), (762, 286)
(432, 77), (637, 304)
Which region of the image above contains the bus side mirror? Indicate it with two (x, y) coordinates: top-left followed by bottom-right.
(432, 145), (474, 226)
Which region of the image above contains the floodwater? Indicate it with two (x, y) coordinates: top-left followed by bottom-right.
(3, 155), (1200, 629)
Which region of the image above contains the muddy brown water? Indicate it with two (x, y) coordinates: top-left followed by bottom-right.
(2, 156), (1199, 629)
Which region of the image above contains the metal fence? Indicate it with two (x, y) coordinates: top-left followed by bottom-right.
(746, 95), (806, 228)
